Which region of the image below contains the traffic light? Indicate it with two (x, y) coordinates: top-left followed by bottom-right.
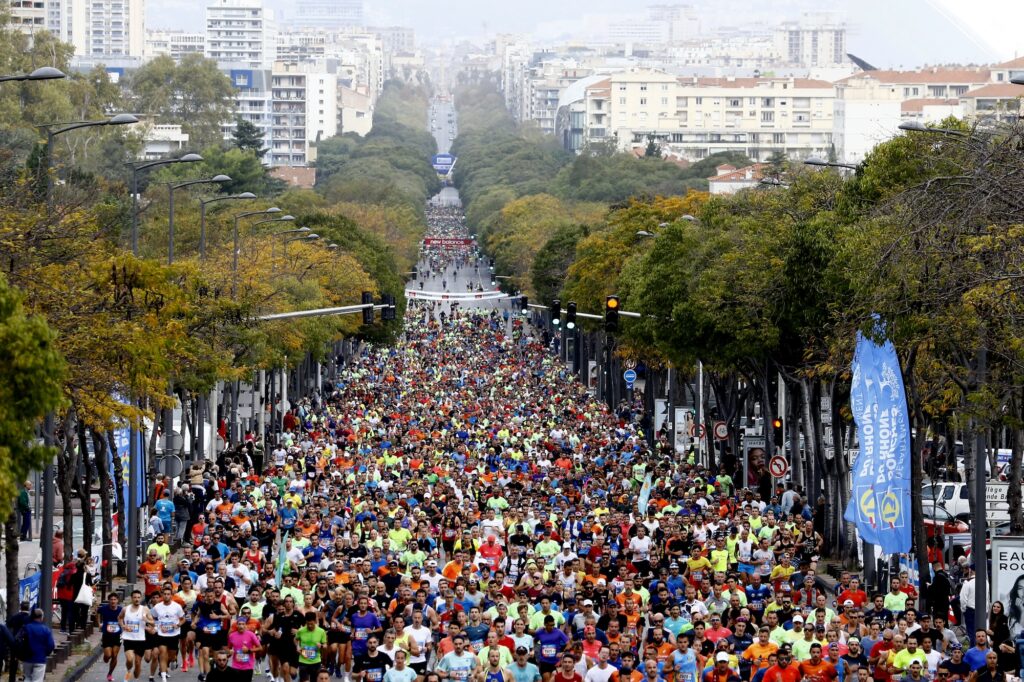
(362, 291), (374, 325)
(566, 302), (577, 330)
(520, 295), (529, 314)
(381, 294), (396, 321)
(772, 417), (784, 449)
(605, 295), (620, 333)
(551, 299), (561, 326)
(410, 267), (417, 281)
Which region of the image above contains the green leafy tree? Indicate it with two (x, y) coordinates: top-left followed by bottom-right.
(129, 54), (235, 149)
(644, 136), (662, 159)
(232, 118), (267, 158)
(0, 274), (66, 517)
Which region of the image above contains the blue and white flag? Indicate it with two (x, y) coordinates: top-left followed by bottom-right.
(637, 472), (653, 516)
(844, 332), (912, 555)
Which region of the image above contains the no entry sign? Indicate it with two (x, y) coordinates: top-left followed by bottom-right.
(769, 455), (790, 478)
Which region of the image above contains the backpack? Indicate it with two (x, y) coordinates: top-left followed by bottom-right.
(56, 565), (73, 589)
(13, 627), (31, 662)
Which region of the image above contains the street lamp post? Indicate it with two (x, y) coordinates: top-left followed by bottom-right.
(897, 120), (968, 137)
(271, 226), (311, 261)
(0, 66), (66, 83)
(129, 153), (203, 256)
(199, 192), (256, 260)
(283, 233), (319, 257)
(804, 157), (861, 171)
(232, 209), (291, 297)
(42, 113), (138, 210)
(167, 175), (231, 264)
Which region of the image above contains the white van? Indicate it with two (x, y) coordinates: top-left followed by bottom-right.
(920, 480), (1009, 524)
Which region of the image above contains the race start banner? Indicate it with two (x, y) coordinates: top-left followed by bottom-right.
(423, 238), (474, 247)
(844, 330), (912, 555)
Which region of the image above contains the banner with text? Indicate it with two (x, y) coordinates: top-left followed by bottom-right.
(844, 332), (912, 555)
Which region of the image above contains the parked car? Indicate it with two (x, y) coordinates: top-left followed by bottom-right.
(920, 480), (1009, 524)
(922, 506), (969, 537)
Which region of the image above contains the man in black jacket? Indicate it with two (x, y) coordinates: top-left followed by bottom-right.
(925, 561), (954, 621)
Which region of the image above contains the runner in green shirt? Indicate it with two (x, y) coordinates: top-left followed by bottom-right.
(296, 612), (327, 675)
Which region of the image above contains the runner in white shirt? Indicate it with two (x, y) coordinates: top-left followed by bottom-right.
(151, 587), (186, 682)
(119, 590), (152, 682)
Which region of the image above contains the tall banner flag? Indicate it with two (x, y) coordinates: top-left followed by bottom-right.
(637, 472), (653, 516)
(844, 332), (913, 555)
(275, 531), (289, 586)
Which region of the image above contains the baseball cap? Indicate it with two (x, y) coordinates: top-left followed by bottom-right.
(793, 615), (804, 623)
(516, 647), (529, 655)
(715, 653), (730, 663)
(427, 560), (438, 567)
(582, 600), (594, 607)
(691, 605), (703, 614)
(843, 599), (854, 607)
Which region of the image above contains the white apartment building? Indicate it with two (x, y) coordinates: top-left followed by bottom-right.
(206, 0), (276, 70)
(144, 30), (205, 61)
(577, 70), (834, 162)
(338, 84), (372, 136)
(270, 61), (337, 167)
(224, 67), (272, 162)
(47, 0), (144, 58)
(142, 124), (189, 159)
(774, 13), (846, 69)
(8, 0), (47, 35)
(833, 67), (990, 163)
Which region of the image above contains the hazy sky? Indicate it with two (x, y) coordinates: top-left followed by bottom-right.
(152, 0), (1024, 69)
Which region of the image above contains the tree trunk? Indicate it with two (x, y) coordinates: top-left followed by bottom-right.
(107, 431), (127, 549)
(75, 417), (94, 556)
(56, 412), (76, 561)
(4, 506), (19, 618)
(1009, 391), (1024, 535)
(91, 428), (114, 585)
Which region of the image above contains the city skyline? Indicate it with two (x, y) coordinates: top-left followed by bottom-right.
(134, 0), (1024, 69)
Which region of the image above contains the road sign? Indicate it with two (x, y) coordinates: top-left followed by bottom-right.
(623, 369), (637, 383)
(623, 358), (637, 370)
(987, 482), (1009, 504)
(431, 153), (456, 175)
(769, 455), (790, 478)
(626, 382), (634, 391)
(690, 423), (705, 438)
(713, 421), (728, 441)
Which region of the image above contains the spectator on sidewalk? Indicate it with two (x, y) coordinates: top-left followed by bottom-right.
(18, 609), (55, 682)
(17, 482), (31, 541)
(52, 529), (64, 566)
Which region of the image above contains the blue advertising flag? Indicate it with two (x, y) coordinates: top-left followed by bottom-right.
(637, 472), (653, 516)
(843, 332), (913, 555)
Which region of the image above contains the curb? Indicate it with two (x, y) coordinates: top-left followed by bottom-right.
(64, 642), (102, 682)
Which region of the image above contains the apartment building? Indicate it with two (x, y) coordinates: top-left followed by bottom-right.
(224, 67), (273, 160)
(47, 0), (145, 58)
(573, 70), (835, 162)
(291, 0), (363, 30)
(144, 30), (206, 60)
(834, 67), (990, 162)
(206, 0), (276, 69)
(269, 61), (337, 167)
(774, 13), (846, 68)
(7, 0), (47, 35)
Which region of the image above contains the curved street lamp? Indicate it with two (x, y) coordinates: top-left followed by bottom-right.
(167, 175), (231, 264)
(199, 191), (256, 259)
(0, 66), (66, 83)
(42, 113), (139, 209)
(129, 152), (203, 255)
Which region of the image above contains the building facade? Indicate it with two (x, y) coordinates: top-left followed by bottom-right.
(269, 60), (337, 167)
(206, 0), (276, 69)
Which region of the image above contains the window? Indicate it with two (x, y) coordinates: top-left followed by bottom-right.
(618, 84), (626, 91)
(640, 98), (647, 105)
(772, 133), (785, 144)
(761, 111), (774, 122)
(695, 97), (703, 105)
(728, 98), (741, 107)
(749, 97), (757, 105)
(661, 97), (668, 106)
(661, 84), (669, 91)
(793, 97), (810, 108)
(619, 97), (626, 105)
(762, 97), (774, 107)
(639, 83), (648, 91)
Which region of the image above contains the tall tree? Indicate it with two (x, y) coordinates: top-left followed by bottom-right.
(232, 118), (267, 158)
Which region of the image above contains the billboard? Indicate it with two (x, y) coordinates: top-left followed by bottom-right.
(991, 536), (1024, 639)
(431, 153), (456, 174)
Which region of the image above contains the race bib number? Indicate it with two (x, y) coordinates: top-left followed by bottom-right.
(147, 573), (160, 585)
(159, 621), (176, 634)
(341, 623), (352, 633)
(123, 623), (139, 634)
(367, 670), (384, 682)
(355, 628), (368, 640)
(106, 623), (121, 634)
(235, 652), (250, 664)
(542, 645), (557, 659)
(302, 646), (318, 660)
(204, 623), (221, 634)
(452, 669), (470, 680)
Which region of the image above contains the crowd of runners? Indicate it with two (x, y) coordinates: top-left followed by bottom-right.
(86, 202), (1022, 682)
